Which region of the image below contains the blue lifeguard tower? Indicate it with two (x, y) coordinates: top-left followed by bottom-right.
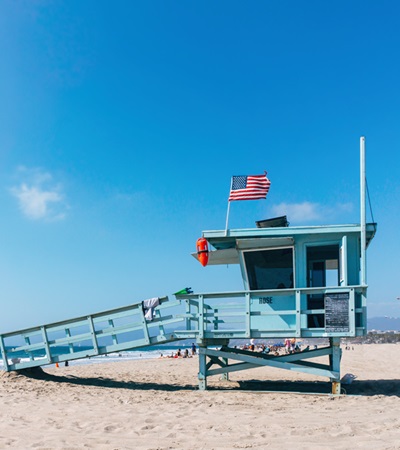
(0, 138), (375, 394)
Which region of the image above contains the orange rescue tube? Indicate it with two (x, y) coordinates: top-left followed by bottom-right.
(196, 237), (209, 267)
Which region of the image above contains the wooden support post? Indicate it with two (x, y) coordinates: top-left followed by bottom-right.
(198, 346), (207, 390)
(221, 357), (229, 381)
(330, 337), (342, 395)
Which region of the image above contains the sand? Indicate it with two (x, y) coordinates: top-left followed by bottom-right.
(0, 343), (399, 449)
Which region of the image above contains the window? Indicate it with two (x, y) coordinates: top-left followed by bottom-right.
(244, 247), (294, 290)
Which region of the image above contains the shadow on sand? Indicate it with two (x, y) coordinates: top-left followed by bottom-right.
(236, 379), (400, 397)
(11, 368), (400, 397)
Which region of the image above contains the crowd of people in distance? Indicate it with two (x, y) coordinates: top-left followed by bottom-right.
(236, 338), (315, 356)
(284, 338), (301, 354)
(236, 342), (281, 356)
(160, 340), (321, 359)
(160, 342), (197, 359)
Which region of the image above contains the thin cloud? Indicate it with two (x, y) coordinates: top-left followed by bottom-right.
(271, 201), (354, 224)
(272, 202), (321, 223)
(10, 167), (67, 221)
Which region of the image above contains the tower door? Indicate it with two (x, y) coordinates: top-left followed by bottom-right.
(306, 245), (340, 328)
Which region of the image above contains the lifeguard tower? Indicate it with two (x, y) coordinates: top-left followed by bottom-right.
(0, 138), (375, 394)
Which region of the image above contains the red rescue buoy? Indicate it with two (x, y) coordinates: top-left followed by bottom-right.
(196, 237), (209, 267)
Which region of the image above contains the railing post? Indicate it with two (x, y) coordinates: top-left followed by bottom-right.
(214, 308), (219, 330)
(40, 326), (52, 364)
(198, 295), (204, 339)
(0, 336), (9, 371)
(185, 299), (191, 332)
(295, 290), (301, 337)
(362, 288), (367, 331)
(87, 316), (99, 355)
(349, 288), (356, 335)
(107, 320), (118, 345)
(65, 328), (75, 353)
(138, 303), (151, 345)
(24, 336), (33, 361)
(245, 292), (251, 338)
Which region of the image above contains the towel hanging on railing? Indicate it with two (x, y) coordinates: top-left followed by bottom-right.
(142, 297), (160, 321)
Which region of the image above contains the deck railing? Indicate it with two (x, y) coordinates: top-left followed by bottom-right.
(175, 285), (367, 339)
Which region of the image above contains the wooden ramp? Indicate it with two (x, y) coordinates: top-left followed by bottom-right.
(0, 296), (192, 372)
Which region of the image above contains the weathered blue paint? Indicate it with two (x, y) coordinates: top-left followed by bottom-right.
(184, 219), (375, 392)
(0, 219), (376, 395)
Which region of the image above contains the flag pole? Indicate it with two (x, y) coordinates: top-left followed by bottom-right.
(225, 177), (233, 236)
(224, 201), (231, 236)
(360, 136), (366, 286)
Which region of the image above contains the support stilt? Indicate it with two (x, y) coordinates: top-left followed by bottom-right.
(221, 357), (229, 381)
(198, 347), (207, 390)
(329, 338), (342, 395)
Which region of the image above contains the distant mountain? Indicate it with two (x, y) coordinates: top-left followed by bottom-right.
(367, 316), (400, 331)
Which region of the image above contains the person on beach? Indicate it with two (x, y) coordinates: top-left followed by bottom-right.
(191, 343), (197, 355)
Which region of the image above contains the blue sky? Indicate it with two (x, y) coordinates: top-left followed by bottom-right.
(1, 1), (399, 332)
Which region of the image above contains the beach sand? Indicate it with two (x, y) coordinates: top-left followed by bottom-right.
(0, 343), (399, 449)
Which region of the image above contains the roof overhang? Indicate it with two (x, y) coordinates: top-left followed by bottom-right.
(191, 223), (377, 266)
(202, 223), (377, 250)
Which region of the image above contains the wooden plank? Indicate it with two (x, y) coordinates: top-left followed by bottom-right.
(47, 332), (93, 347)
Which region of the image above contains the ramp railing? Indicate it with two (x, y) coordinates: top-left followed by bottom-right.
(0, 296), (186, 372)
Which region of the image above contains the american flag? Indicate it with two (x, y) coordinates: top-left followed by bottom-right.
(228, 173), (271, 201)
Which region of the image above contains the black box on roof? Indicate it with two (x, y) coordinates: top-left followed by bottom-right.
(255, 216), (289, 228)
